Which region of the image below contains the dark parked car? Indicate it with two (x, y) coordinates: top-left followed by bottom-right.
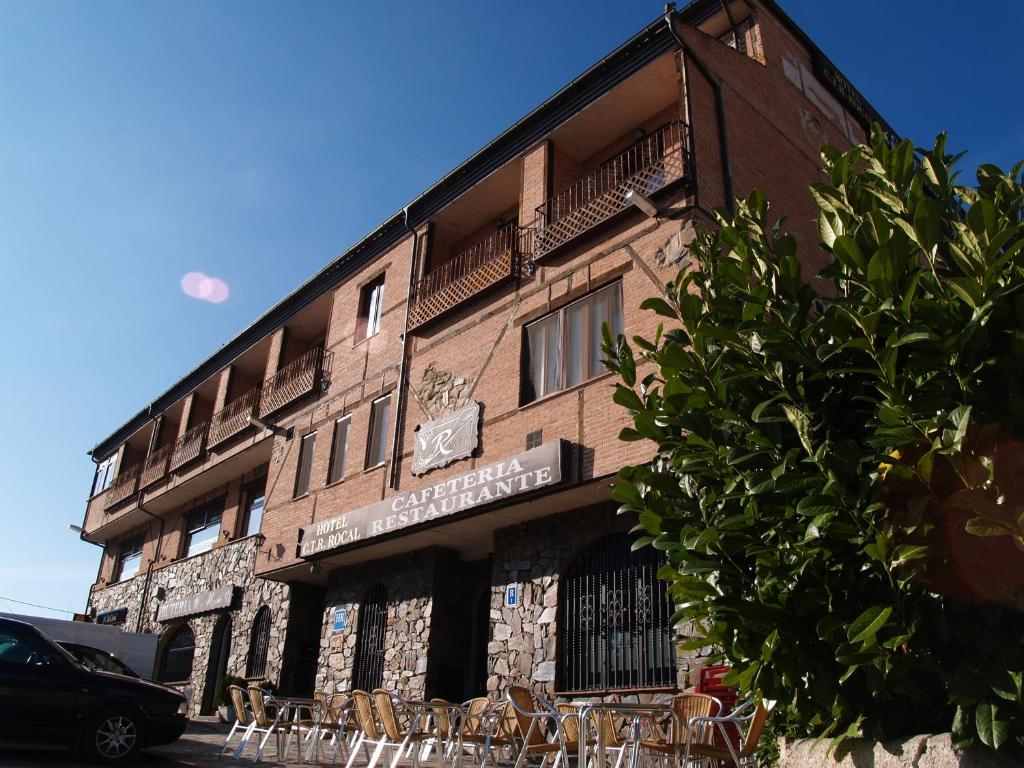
(0, 616), (187, 762)
(59, 641), (140, 679)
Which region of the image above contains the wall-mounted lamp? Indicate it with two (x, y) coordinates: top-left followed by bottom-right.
(310, 563), (323, 576)
(625, 189), (660, 218)
(249, 415), (293, 439)
(69, 524), (84, 534)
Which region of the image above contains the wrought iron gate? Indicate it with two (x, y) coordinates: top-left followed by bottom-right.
(353, 585), (387, 691)
(559, 533), (675, 692)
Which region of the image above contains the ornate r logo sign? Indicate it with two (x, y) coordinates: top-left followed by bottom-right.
(411, 401), (481, 476)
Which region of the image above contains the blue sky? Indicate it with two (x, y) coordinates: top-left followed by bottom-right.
(1, 1), (1021, 620)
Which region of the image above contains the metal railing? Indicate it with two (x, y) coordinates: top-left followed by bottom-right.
(105, 464), (141, 509)
(409, 223), (531, 328)
(139, 443), (174, 489)
(259, 346), (325, 417)
(170, 421), (209, 471)
(208, 386), (262, 447)
(535, 121), (690, 259)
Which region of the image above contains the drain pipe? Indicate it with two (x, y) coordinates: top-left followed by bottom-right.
(388, 206), (421, 490)
(134, 501), (165, 633)
(664, 4), (735, 214)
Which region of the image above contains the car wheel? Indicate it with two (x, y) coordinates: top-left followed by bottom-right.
(83, 708), (143, 763)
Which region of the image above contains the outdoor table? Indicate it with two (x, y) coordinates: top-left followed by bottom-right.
(263, 694), (322, 762)
(401, 699), (467, 767)
(573, 701), (673, 768)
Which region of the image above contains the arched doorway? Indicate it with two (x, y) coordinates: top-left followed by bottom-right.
(201, 614), (231, 715)
(558, 533), (676, 693)
(353, 585), (387, 691)
(158, 623), (196, 684)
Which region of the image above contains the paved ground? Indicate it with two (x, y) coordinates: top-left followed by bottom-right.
(0, 720), (342, 768)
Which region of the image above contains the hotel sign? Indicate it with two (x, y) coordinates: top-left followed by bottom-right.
(411, 401), (480, 475)
(299, 440), (564, 558)
(157, 585), (236, 622)
(811, 50), (898, 146)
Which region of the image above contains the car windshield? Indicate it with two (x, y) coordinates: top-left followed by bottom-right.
(59, 642), (137, 677)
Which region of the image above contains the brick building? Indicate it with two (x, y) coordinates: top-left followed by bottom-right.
(79, 0), (891, 715)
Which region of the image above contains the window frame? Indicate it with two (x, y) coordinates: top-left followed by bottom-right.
(355, 275), (385, 343)
(327, 414), (352, 485)
(91, 454), (118, 497)
(158, 624), (195, 684)
(181, 500), (224, 559)
(522, 281), (624, 404)
(365, 394), (392, 469)
(115, 535), (145, 582)
(293, 432), (316, 498)
(239, 479), (267, 539)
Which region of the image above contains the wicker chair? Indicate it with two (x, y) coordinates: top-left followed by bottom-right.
(343, 690), (385, 768)
(241, 683), (293, 762)
(217, 685), (253, 759)
(374, 689), (436, 768)
(505, 686), (577, 768)
(638, 692), (721, 765)
(455, 696), (514, 768)
(683, 698), (774, 767)
(555, 703), (627, 768)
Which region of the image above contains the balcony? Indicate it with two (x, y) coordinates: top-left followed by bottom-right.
(139, 443), (173, 490)
(208, 386), (261, 448)
(409, 224), (531, 329)
(534, 121), (690, 259)
(259, 346), (326, 418)
(105, 464), (141, 509)
(170, 421), (208, 472)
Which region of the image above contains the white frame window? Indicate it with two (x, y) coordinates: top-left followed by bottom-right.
(357, 276), (385, 342)
(328, 415), (351, 484)
(366, 395), (392, 469)
(182, 502), (223, 558)
(524, 281), (623, 403)
(116, 535), (144, 582)
(92, 454), (118, 496)
(241, 482), (266, 538)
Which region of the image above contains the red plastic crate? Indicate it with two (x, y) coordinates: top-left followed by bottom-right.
(695, 665), (741, 753)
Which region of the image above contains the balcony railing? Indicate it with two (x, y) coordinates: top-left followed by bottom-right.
(259, 346), (325, 417)
(139, 443), (174, 489)
(208, 386), (261, 447)
(409, 223), (531, 329)
(105, 464), (141, 509)
(170, 421), (208, 472)
(534, 121), (690, 259)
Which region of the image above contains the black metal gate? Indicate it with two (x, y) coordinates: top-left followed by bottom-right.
(559, 533), (676, 692)
(353, 585), (387, 691)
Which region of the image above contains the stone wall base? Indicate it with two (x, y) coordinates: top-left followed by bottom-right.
(779, 733), (1020, 768)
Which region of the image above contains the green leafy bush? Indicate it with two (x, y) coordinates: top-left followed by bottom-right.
(604, 129), (1024, 749)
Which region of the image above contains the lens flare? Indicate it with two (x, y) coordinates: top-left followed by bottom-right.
(181, 272), (230, 303)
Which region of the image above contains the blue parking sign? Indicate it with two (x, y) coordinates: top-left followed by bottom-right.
(333, 607), (347, 632)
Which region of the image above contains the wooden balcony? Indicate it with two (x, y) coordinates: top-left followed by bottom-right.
(534, 121), (690, 259)
(105, 464), (141, 509)
(259, 346), (326, 418)
(409, 223), (530, 329)
(170, 421), (208, 472)
(139, 443), (173, 490)
(208, 386), (261, 448)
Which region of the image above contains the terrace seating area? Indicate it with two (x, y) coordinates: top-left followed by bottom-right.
(217, 681), (771, 767)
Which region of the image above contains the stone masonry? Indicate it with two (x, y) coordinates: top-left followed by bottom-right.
(88, 535), (290, 717)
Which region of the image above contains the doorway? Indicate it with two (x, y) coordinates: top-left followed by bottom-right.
(200, 614), (231, 715)
(280, 583), (326, 695)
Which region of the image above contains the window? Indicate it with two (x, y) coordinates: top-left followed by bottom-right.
(91, 454), (118, 496)
(115, 536), (144, 582)
(0, 625), (50, 665)
(523, 282), (623, 403)
(240, 481), (266, 538)
(294, 432), (316, 497)
(158, 624), (195, 683)
(353, 585), (387, 691)
(356, 275), (385, 342)
(182, 500), (223, 558)
(558, 533), (676, 692)
(246, 606), (272, 678)
(365, 395), (391, 468)
(328, 415), (351, 484)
